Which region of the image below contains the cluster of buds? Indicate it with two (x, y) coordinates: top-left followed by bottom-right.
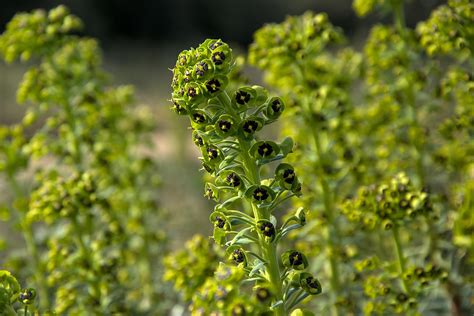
(417, 0), (474, 59)
(170, 39), (319, 314)
(0, 5), (82, 63)
(342, 173), (434, 230)
(249, 12), (343, 71)
(27, 172), (99, 224)
(355, 258), (448, 315)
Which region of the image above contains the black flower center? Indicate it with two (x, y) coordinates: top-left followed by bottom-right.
(236, 91), (251, 105)
(289, 251), (303, 266)
(259, 222), (275, 237)
(205, 188), (214, 199)
(207, 147), (219, 159)
(232, 249), (245, 263)
(271, 99), (282, 112)
(306, 276), (320, 289)
(193, 134), (204, 147)
(172, 102), (186, 114)
(179, 55), (187, 66)
(218, 120), (233, 132)
(212, 51), (226, 65)
(283, 169), (295, 184)
(397, 293), (408, 302)
(192, 113), (205, 123)
(188, 87), (198, 98)
(257, 143), (274, 157)
(206, 79), (221, 93)
(215, 216), (226, 229)
(226, 173), (241, 187)
(195, 61), (209, 77)
(255, 288), (270, 302)
(242, 120), (259, 134)
(253, 187), (269, 201)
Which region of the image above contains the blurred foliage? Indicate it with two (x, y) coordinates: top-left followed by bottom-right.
(0, 6), (169, 314)
(0, 1), (473, 315)
(248, 1), (473, 315)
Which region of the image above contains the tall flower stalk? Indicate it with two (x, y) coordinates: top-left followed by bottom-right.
(170, 39), (321, 315)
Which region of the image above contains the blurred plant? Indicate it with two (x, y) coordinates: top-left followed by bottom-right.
(0, 5), (168, 314)
(249, 1), (473, 315)
(169, 38), (321, 315)
(249, 11), (363, 315)
(342, 173), (449, 314)
(164, 234), (269, 315)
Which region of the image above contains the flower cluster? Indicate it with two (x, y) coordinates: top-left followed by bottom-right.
(342, 173), (434, 230)
(249, 12), (344, 92)
(164, 235), (220, 302)
(170, 39), (319, 315)
(417, 0), (474, 59)
(171, 39), (233, 114)
(0, 5), (82, 63)
(164, 234), (279, 315)
(0, 6), (167, 314)
(354, 257), (448, 315)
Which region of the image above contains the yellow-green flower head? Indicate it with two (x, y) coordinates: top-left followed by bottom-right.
(249, 11), (343, 71)
(171, 39), (233, 109)
(417, 0), (474, 60)
(0, 5), (83, 63)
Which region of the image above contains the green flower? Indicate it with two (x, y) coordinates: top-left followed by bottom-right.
(299, 273), (322, 295)
(19, 288), (36, 305)
(282, 250), (308, 270)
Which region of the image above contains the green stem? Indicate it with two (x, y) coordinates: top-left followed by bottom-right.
(219, 91), (285, 315)
(392, 225), (410, 294)
(294, 62), (341, 316)
(310, 123), (341, 316)
(24, 304), (28, 316)
(392, 0), (406, 34)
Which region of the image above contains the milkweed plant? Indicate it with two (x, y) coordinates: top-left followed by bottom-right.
(1, 1), (473, 315)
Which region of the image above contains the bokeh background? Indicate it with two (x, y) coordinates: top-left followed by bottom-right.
(0, 0), (445, 247)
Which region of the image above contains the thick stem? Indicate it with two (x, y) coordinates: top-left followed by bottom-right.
(241, 139), (285, 316)
(392, 0), (406, 35)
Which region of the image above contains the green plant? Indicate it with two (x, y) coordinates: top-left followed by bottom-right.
(0, 6), (168, 314)
(248, 1), (473, 315)
(169, 38), (321, 315)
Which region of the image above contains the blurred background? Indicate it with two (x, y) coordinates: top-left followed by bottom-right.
(0, 0), (445, 246)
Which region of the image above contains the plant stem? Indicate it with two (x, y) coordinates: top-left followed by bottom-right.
(392, 0), (406, 35)
(392, 225), (410, 294)
(294, 63), (341, 316)
(220, 91), (285, 315)
(310, 123), (341, 316)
